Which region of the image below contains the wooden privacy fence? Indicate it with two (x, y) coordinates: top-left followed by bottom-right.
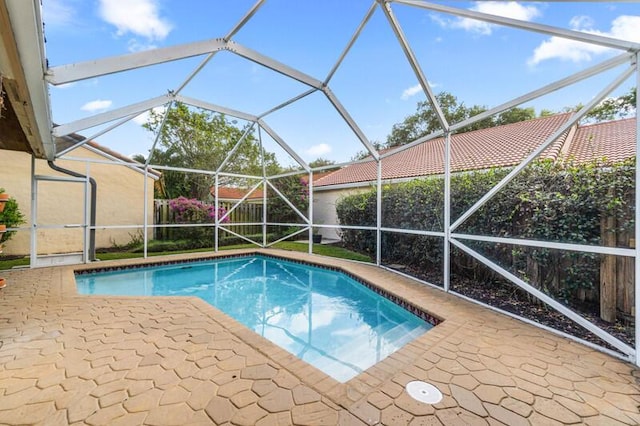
(600, 216), (634, 323)
(154, 200), (263, 239)
(516, 215), (634, 325)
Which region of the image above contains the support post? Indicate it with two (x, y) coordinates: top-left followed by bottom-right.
(634, 52), (640, 366)
(259, 127), (267, 247)
(309, 170), (314, 255)
(376, 159), (382, 266)
(143, 166), (149, 259)
(215, 174), (219, 252)
(83, 162), (90, 263)
(29, 155), (37, 268)
(444, 132), (451, 291)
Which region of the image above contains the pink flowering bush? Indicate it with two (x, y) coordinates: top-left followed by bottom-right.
(168, 196), (229, 224)
(299, 177), (309, 202)
(168, 197), (228, 245)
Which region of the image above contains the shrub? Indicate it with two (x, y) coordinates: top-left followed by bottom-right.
(336, 157), (635, 302)
(168, 197), (228, 245)
(169, 196), (229, 224)
(267, 175), (309, 224)
(0, 189), (25, 244)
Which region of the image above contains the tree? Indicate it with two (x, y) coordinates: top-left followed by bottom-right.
(386, 91), (539, 148)
(268, 172), (309, 227)
(586, 87), (636, 122)
(386, 92), (489, 147)
(309, 158), (340, 173)
(495, 107), (536, 126)
(143, 102), (280, 199)
(309, 158), (336, 169)
(562, 87), (636, 123)
(350, 140), (384, 162)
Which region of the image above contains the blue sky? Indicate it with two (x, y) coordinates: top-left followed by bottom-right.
(42, 1), (639, 166)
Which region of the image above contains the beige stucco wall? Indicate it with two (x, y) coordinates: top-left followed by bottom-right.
(0, 148), (155, 255)
(312, 186), (372, 240)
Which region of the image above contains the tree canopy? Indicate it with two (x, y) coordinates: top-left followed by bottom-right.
(386, 91), (537, 148)
(585, 87), (636, 123)
(143, 102), (280, 199)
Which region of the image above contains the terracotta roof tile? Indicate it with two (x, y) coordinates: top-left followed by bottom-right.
(212, 172), (332, 200)
(567, 117), (636, 164)
(316, 113), (574, 187)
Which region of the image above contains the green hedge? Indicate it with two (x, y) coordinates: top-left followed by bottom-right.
(337, 158), (635, 300)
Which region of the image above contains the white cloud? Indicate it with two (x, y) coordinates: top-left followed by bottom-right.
(528, 15), (640, 66)
(432, 2), (540, 35)
(474, 2), (540, 21)
(98, 0), (172, 41)
(133, 106), (167, 126)
(609, 15), (640, 42)
(401, 84), (422, 101)
(400, 81), (439, 100)
(569, 15), (594, 30)
(81, 99), (112, 112)
(305, 143), (332, 157)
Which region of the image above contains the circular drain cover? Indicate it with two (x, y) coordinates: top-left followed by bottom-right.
(406, 381), (443, 404)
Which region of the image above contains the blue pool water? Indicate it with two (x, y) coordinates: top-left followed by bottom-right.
(75, 255), (433, 382)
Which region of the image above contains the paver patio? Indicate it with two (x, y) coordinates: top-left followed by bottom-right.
(1, 249), (639, 425)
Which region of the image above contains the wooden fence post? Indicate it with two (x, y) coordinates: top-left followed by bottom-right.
(600, 215), (617, 323)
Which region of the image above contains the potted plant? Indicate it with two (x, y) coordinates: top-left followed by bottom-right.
(0, 191), (8, 213)
(0, 192), (24, 248)
(312, 227), (323, 244)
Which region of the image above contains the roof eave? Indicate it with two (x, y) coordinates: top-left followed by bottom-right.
(0, 0), (54, 160)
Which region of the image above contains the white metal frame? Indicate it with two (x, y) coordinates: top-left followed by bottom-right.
(10, 0), (637, 364)
(30, 172), (88, 267)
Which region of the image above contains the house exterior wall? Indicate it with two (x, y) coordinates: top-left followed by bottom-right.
(312, 186), (372, 240)
(0, 148), (155, 256)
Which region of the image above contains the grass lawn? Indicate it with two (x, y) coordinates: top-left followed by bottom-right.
(273, 241), (372, 262)
(0, 241), (370, 270)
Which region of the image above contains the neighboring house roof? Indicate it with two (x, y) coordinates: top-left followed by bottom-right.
(304, 171), (335, 183)
(316, 114), (636, 188)
(212, 171), (333, 201)
(55, 133), (161, 179)
(567, 117), (636, 164)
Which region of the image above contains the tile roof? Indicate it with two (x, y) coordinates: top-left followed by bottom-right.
(55, 133), (162, 178)
(567, 117), (636, 164)
(316, 113), (636, 188)
(213, 172), (331, 200)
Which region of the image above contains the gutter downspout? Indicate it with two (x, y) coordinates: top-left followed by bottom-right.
(47, 161), (97, 261)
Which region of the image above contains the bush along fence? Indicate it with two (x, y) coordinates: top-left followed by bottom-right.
(154, 197), (263, 246)
(336, 157), (635, 324)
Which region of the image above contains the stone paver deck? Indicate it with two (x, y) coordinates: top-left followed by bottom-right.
(1, 249), (639, 425)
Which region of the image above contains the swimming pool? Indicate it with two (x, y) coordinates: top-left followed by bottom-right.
(75, 255), (434, 382)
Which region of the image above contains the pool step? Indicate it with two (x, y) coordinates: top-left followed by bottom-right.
(382, 322), (426, 344)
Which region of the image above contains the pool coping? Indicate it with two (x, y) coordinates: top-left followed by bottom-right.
(5, 248), (640, 424)
(74, 251), (444, 328)
(66, 248), (458, 407)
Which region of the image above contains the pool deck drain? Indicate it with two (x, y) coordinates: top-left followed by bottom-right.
(406, 381), (443, 404)
(1, 248), (639, 425)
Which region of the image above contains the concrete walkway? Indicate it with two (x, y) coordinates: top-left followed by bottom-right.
(1, 249), (639, 425)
